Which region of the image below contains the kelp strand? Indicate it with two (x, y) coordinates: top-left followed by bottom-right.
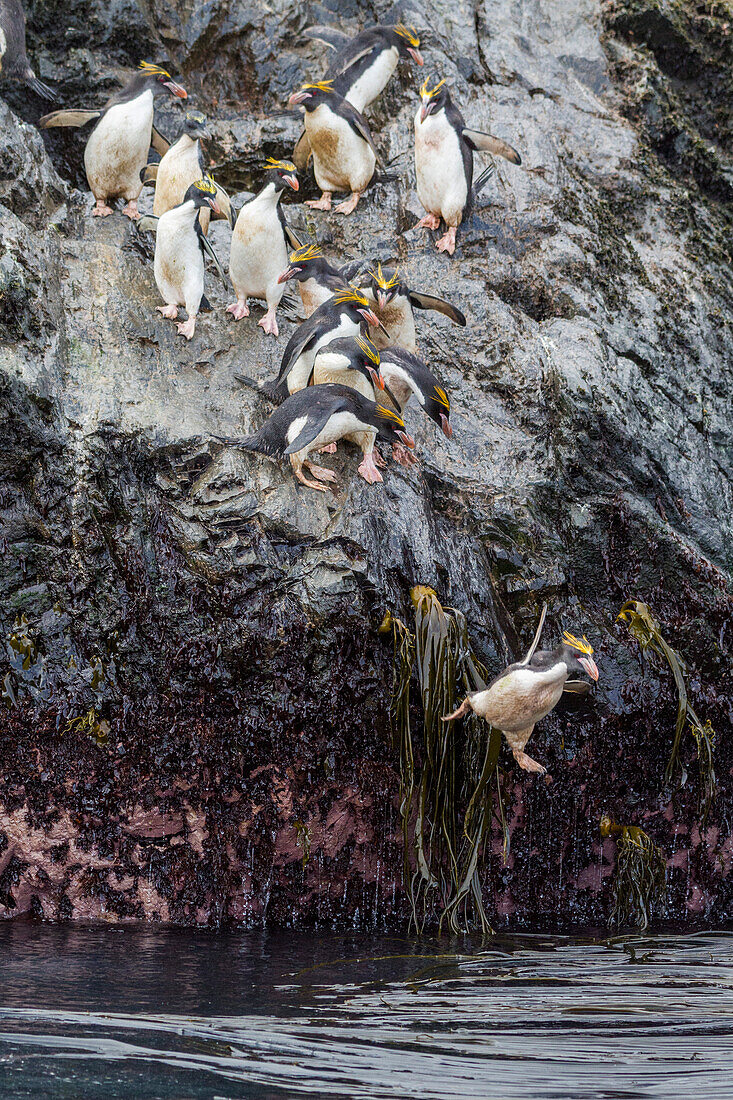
(601, 815), (667, 931)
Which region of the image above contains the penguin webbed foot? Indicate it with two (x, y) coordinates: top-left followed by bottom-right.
(92, 200), (114, 218)
(305, 460), (338, 484)
(176, 316), (197, 340)
(436, 227), (457, 255)
(294, 465), (330, 492)
(156, 304), (179, 320)
(305, 192), (332, 212)
(357, 453), (383, 484)
(442, 697), (472, 722)
(226, 300), (250, 321)
(122, 200), (141, 221)
(318, 443), (338, 454)
(333, 192), (361, 215)
(373, 449), (388, 469)
(512, 750), (547, 775)
(416, 212), (440, 231)
(392, 442), (417, 468)
(258, 308), (279, 337)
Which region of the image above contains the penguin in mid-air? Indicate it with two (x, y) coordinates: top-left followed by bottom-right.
(220, 383), (414, 491)
(258, 288), (385, 401)
(288, 80), (376, 215)
(226, 158), (300, 336)
(277, 244), (364, 316)
(0, 0), (54, 98)
(363, 263), (466, 350)
(142, 111), (234, 233)
(293, 23), (423, 168)
(414, 77), (522, 255)
(145, 177), (224, 340)
(39, 61), (187, 219)
(443, 610), (599, 774)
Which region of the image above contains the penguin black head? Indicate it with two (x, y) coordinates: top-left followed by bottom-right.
(424, 382), (452, 438)
(419, 77), (449, 121)
(138, 61), (188, 99)
(392, 24), (424, 66)
(557, 632), (599, 681)
(332, 287), (382, 332)
(371, 402), (415, 450)
(182, 110), (209, 139)
(183, 177), (221, 214)
(288, 79), (336, 110)
(367, 263), (403, 311)
(318, 336), (386, 392)
(278, 244), (325, 284)
(265, 157), (299, 192)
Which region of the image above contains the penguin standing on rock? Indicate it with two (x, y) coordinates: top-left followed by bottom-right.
(0, 0), (54, 99)
(293, 23), (423, 168)
(443, 612), (599, 775)
(144, 111), (234, 233)
(288, 80), (376, 215)
(220, 383), (414, 491)
(277, 244), (363, 316)
(414, 78), (522, 255)
(39, 61), (187, 219)
(146, 177), (224, 340)
(226, 158), (300, 336)
(363, 263), (466, 350)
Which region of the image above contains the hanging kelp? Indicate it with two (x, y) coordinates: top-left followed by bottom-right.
(381, 587), (502, 934)
(617, 600), (716, 821)
(600, 815), (667, 931)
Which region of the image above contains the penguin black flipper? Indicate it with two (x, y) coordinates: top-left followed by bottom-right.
(212, 182), (236, 228)
(473, 161), (496, 197)
(38, 108), (101, 128)
(408, 291), (466, 327)
(137, 214), (159, 233)
(302, 25), (350, 50)
(340, 259), (366, 282)
(140, 162), (159, 184)
(199, 294), (213, 313)
(151, 124), (170, 156)
(285, 225), (303, 251)
(292, 130), (311, 171)
(520, 605), (547, 665)
(462, 129), (522, 165)
(563, 680), (592, 696)
(337, 100), (378, 155)
(283, 405), (347, 455)
(195, 219), (227, 281)
(276, 323), (321, 384)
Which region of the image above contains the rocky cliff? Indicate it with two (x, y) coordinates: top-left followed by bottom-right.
(0, 0), (731, 928)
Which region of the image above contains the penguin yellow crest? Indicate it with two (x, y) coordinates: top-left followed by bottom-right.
(395, 24), (421, 47)
(289, 244), (322, 263)
(301, 79), (335, 93)
(193, 176), (217, 195)
(186, 109), (207, 123)
(333, 288), (370, 308)
(420, 77), (446, 99)
(376, 404), (406, 426)
(138, 60), (174, 79)
(369, 263), (399, 291)
(266, 157), (298, 173)
(356, 336), (380, 365)
(562, 631), (594, 656)
(433, 385), (450, 410)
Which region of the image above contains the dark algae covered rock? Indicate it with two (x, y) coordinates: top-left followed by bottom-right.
(0, 0), (731, 930)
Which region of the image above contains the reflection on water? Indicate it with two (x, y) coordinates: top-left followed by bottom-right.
(1, 923), (732, 1098)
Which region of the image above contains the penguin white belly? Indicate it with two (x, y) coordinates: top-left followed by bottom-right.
(154, 211), (204, 311)
(84, 91), (154, 202)
(306, 105), (376, 194)
(299, 279), (332, 317)
(345, 49), (398, 112)
(287, 316), (361, 393)
(414, 111), (468, 226)
(154, 139), (206, 226)
(230, 200), (288, 302)
(471, 665), (566, 733)
(290, 411), (369, 457)
(366, 292), (416, 351)
(312, 364), (374, 400)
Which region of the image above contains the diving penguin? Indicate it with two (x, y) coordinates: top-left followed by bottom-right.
(39, 61), (187, 219)
(143, 111), (234, 233)
(226, 158), (300, 336)
(0, 0), (53, 99)
(277, 244), (364, 316)
(414, 78), (522, 255)
(442, 610), (599, 774)
(293, 23), (423, 169)
(219, 383), (414, 491)
(147, 177), (224, 340)
(288, 80), (376, 215)
(363, 263), (466, 350)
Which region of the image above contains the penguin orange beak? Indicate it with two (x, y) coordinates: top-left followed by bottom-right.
(207, 198), (221, 214)
(397, 430), (415, 449)
(408, 48), (424, 65)
(440, 413), (452, 438)
(277, 266), (299, 283)
(359, 307), (380, 328)
(288, 90), (311, 106)
(283, 174), (299, 191)
(164, 80), (187, 99)
(377, 290), (389, 311)
(579, 655), (600, 682)
(420, 99), (434, 122)
(368, 366), (385, 390)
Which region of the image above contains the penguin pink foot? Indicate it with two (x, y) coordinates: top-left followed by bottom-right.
(436, 227), (457, 254)
(358, 452), (383, 484)
(157, 304), (178, 320)
(512, 750), (547, 775)
(305, 192), (332, 211)
(122, 200), (141, 220)
(373, 449), (387, 469)
(305, 461), (338, 483)
(318, 443), (338, 454)
(258, 308), (279, 337)
(176, 316), (196, 340)
(416, 213), (440, 230)
(392, 442), (417, 467)
(92, 200), (113, 217)
(226, 300), (250, 320)
(295, 466), (329, 492)
(333, 192), (361, 215)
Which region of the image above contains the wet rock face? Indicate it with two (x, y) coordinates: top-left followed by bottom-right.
(0, 0), (731, 929)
